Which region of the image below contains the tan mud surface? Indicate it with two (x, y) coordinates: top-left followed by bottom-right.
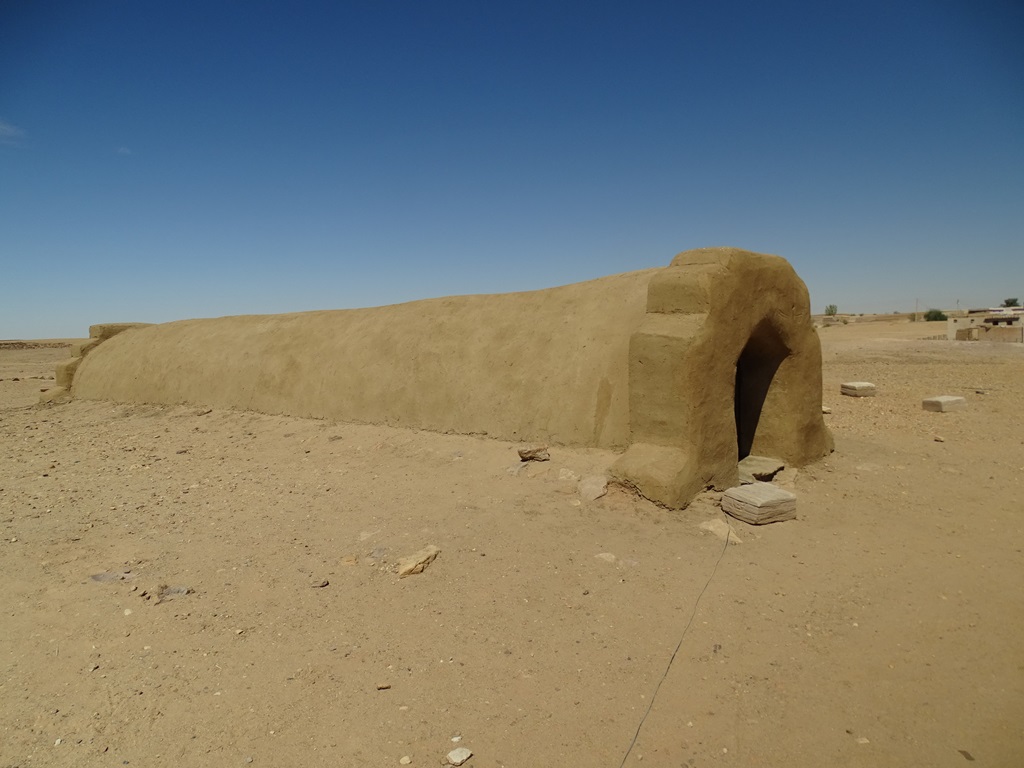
(2, 321), (1022, 767)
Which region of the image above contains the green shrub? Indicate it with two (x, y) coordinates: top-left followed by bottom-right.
(923, 308), (947, 321)
(824, 304), (838, 316)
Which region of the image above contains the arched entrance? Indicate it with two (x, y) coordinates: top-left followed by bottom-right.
(734, 320), (790, 460)
(611, 247), (833, 508)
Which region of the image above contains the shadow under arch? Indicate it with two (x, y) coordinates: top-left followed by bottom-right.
(734, 319), (791, 460)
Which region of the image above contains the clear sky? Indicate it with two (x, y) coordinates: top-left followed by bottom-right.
(2, 0), (1022, 339)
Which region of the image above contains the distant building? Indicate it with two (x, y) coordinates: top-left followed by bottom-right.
(947, 307), (1024, 342)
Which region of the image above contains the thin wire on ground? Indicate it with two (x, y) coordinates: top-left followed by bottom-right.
(617, 521), (732, 767)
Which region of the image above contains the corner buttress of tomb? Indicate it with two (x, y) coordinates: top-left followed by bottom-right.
(610, 443), (707, 509)
(40, 322), (152, 405)
(624, 312), (707, 444)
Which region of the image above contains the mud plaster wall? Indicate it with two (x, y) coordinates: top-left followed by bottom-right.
(68, 248), (833, 508)
(71, 270), (657, 448)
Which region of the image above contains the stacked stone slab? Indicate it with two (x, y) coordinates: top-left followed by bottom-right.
(840, 381), (877, 397)
(722, 483), (797, 524)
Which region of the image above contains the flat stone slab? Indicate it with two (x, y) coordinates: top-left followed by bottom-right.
(722, 483), (796, 525)
(841, 381), (877, 397)
(578, 474), (608, 501)
(922, 395), (967, 412)
(737, 455), (785, 484)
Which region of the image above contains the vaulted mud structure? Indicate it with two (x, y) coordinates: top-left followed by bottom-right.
(57, 247), (832, 508)
(609, 247), (833, 507)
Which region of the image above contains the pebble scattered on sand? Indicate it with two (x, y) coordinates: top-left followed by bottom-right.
(446, 746), (472, 765)
(517, 445), (549, 462)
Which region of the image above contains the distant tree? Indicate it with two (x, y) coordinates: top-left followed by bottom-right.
(824, 304), (838, 316)
(1001, 298), (1020, 307)
(923, 308), (947, 321)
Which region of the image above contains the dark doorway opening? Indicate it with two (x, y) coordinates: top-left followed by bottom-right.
(734, 320), (790, 460)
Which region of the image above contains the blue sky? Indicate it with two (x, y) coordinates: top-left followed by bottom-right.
(2, 0), (1022, 338)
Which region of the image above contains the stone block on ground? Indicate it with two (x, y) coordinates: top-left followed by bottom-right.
(922, 395), (967, 413)
(721, 483), (796, 525)
(737, 455), (785, 484)
(841, 381), (877, 397)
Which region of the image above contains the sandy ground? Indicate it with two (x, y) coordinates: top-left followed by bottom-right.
(1, 322), (1022, 768)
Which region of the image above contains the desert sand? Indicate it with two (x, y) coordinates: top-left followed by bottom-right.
(1, 321), (1022, 767)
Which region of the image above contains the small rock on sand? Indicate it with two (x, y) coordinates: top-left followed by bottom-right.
(153, 584), (193, 603)
(579, 474), (608, 501)
(397, 545), (441, 578)
(737, 455), (784, 484)
(517, 445), (549, 462)
(698, 518), (742, 544)
(447, 747), (472, 766)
